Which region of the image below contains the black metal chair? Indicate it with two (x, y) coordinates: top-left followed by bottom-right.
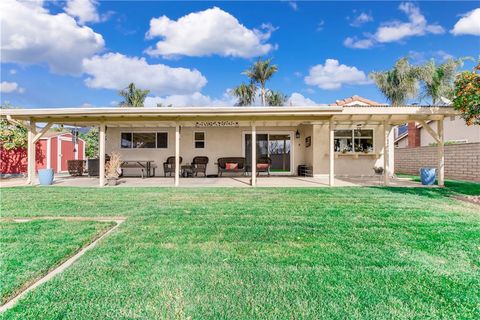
(163, 156), (182, 177)
(192, 156), (209, 177)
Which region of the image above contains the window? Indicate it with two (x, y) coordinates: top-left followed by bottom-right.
(121, 133), (132, 148)
(354, 129), (373, 153)
(194, 132), (205, 149)
(157, 132), (168, 148)
(121, 132), (168, 149)
(334, 130), (353, 152)
(334, 129), (374, 153)
(133, 133), (156, 148)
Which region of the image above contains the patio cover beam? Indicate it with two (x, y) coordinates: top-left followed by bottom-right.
(26, 120), (36, 185)
(99, 122), (106, 187)
(251, 123), (256, 187)
(418, 120), (441, 143)
(383, 120), (390, 186)
(329, 118), (335, 186)
(175, 124), (180, 187)
(437, 116), (445, 187)
(32, 122), (53, 144)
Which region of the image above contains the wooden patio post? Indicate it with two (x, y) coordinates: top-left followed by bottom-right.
(437, 117), (445, 187)
(383, 121), (390, 186)
(251, 123), (256, 186)
(26, 120), (36, 185)
(175, 124), (180, 187)
(329, 118), (334, 186)
(99, 122), (106, 187)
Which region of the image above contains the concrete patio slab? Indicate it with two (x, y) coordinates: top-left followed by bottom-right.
(1, 175), (429, 188)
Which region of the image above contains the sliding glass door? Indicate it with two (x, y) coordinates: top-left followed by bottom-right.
(244, 133), (292, 174)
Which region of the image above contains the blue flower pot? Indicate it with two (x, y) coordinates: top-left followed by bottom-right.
(38, 168), (54, 186)
(420, 168), (436, 185)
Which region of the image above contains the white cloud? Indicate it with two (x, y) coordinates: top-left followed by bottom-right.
(82, 53), (207, 96)
(287, 93), (317, 106)
(316, 20), (325, 31)
(344, 2), (445, 49)
(375, 2), (444, 42)
(1, 81), (25, 93)
(350, 12), (373, 27)
(288, 1), (298, 11)
(0, 0), (104, 74)
(145, 7), (276, 58)
(451, 8), (480, 36)
(304, 59), (371, 90)
(9, 69), (17, 75)
(145, 91), (235, 107)
(64, 0), (100, 25)
(343, 36), (375, 49)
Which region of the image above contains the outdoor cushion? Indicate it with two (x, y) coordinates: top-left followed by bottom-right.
(256, 163), (269, 170)
(225, 163), (238, 170)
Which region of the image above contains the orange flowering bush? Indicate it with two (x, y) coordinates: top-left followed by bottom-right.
(453, 63), (480, 125)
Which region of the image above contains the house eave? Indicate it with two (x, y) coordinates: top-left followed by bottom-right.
(1, 105), (460, 126)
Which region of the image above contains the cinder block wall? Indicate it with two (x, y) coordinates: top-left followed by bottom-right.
(394, 143), (480, 182)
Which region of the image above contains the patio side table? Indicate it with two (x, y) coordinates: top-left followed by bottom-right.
(181, 165), (193, 177)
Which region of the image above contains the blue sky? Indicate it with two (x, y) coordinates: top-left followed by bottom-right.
(1, 0), (479, 108)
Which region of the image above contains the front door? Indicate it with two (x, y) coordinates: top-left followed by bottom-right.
(244, 133), (292, 175)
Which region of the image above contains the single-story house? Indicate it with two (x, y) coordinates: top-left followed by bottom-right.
(0, 131), (85, 176)
(395, 116), (480, 148)
(1, 102), (457, 187)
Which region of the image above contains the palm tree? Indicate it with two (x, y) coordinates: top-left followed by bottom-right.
(231, 82), (257, 106)
(118, 83), (150, 107)
(369, 58), (420, 106)
(244, 58), (278, 106)
(265, 90), (288, 106)
(419, 58), (465, 105)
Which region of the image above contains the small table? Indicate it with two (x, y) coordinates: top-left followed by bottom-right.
(122, 160), (155, 178)
(181, 165), (193, 177)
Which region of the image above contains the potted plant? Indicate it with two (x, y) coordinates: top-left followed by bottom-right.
(105, 152), (122, 186)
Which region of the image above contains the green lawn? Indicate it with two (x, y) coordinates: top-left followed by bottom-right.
(396, 174), (480, 196)
(0, 219), (114, 305)
(0, 186), (479, 319)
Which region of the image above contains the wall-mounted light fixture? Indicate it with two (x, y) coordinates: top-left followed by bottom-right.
(295, 130), (300, 139)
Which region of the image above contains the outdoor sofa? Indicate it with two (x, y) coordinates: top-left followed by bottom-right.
(217, 157), (246, 176)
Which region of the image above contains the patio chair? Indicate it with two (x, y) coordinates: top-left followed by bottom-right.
(192, 156), (209, 177)
(217, 157), (246, 176)
(256, 157), (271, 176)
(163, 156), (182, 177)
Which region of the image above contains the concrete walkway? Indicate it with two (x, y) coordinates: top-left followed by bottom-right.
(1, 175), (427, 188)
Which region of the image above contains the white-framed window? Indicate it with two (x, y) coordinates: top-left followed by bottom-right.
(194, 131), (205, 149)
(121, 132), (168, 149)
(334, 129), (374, 153)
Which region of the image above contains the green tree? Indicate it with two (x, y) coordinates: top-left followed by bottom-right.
(231, 82), (257, 106)
(118, 83), (150, 107)
(369, 58), (420, 106)
(419, 58), (466, 105)
(265, 90), (288, 106)
(0, 103), (27, 150)
(79, 128), (99, 158)
(453, 63), (480, 126)
(243, 58), (278, 106)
